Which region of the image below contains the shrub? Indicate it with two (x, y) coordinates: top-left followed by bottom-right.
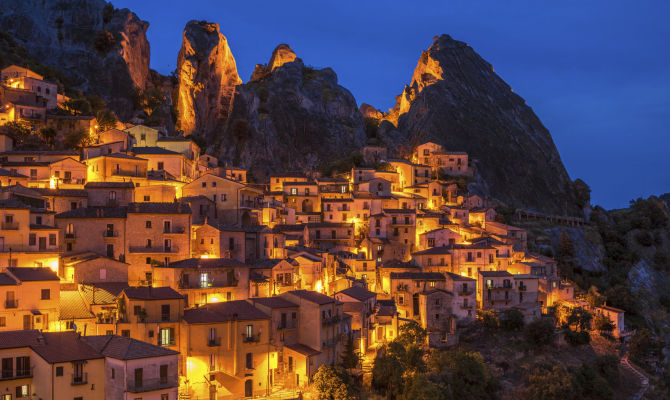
(628, 329), (656, 364)
(564, 330), (590, 346)
(313, 365), (357, 400)
(525, 364), (577, 400)
(500, 309), (525, 331)
(593, 314), (615, 334)
(477, 309), (500, 330)
(524, 318), (556, 347)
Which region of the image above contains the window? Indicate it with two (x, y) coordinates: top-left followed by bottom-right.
(159, 328), (174, 346)
(134, 368), (143, 388)
(56, 366), (63, 376)
(146, 239), (152, 248)
(212, 181), (217, 187)
(161, 304), (170, 321)
(0, 317), (5, 327)
(290, 188), (297, 195)
(246, 324), (253, 339)
(134, 305), (142, 315)
(28, 234), (36, 246)
(2, 358), (12, 378)
(15, 384), (29, 398)
(157, 162), (164, 170)
(221, 193), (227, 201)
(246, 352), (253, 369)
(48, 234), (56, 246)
(111, 368), (115, 379)
(305, 188), (310, 195)
(41, 289), (50, 300)
(144, 195), (150, 201)
(146, 257), (151, 265)
(122, 330), (130, 337)
(202, 182), (207, 188)
(109, 191), (116, 200)
(160, 364), (168, 384)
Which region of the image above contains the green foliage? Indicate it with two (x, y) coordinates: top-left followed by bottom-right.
(64, 98), (92, 115)
(437, 350), (497, 400)
(63, 129), (90, 149)
(340, 334), (360, 369)
(500, 309), (525, 331)
(38, 127), (57, 148)
(96, 109), (118, 132)
(628, 328), (656, 365)
(593, 314), (615, 334)
(573, 178), (591, 208)
(573, 363), (613, 400)
(564, 330), (591, 346)
(371, 352), (404, 398)
(629, 197), (668, 230)
(396, 321), (427, 346)
(477, 309), (500, 329)
(525, 364), (577, 400)
(565, 307), (592, 332)
(524, 318), (556, 348)
(399, 373), (447, 400)
(586, 286), (605, 307)
(319, 151), (364, 177)
(302, 65), (319, 80)
(2, 121), (31, 146)
(313, 365), (357, 400)
(93, 30), (116, 53)
(494, 205), (515, 224)
(591, 355), (620, 384)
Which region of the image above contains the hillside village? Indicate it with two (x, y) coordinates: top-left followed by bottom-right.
(0, 64), (638, 399)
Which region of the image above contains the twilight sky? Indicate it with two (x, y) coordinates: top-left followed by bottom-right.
(114, 0), (670, 210)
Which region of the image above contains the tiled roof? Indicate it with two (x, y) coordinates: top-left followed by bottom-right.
(80, 283), (128, 305)
(30, 332), (103, 363)
(127, 202), (191, 214)
(285, 290), (334, 305)
(0, 273), (17, 286)
(123, 287), (183, 300)
(285, 343), (321, 357)
(32, 188), (88, 197)
(100, 152), (146, 161)
(83, 335), (178, 360)
(390, 272), (445, 280)
(478, 271), (513, 277)
(59, 291), (95, 320)
(251, 297), (298, 309)
(306, 222), (353, 228)
(0, 198), (30, 209)
(7, 267), (59, 281)
(183, 300), (270, 324)
(412, 246), (452, 256)
(55, 206), (127, 219)
(84, 181), (135, 189)
(379, 259), (417, 269)
(383, 209), (417, 214)
(444, 272), (475, 281)
(250, 259), (287, 269)
(132, 147), (181, 155)
(0, 168), (27, 178)
(161, 258), (248, 269)
(337, 286), (376, 302)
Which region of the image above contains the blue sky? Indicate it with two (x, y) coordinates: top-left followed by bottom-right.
(114, 0), (670, 209)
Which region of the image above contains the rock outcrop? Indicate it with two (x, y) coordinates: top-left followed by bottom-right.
(380, 34), (579, 215)
(215, 49), (366, 179)
(176, 20), (241, 138)
(0, 0), (151, 119)
(359, 103), (383, 120)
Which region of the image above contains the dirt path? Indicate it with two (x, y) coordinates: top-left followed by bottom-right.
(620, 354), (649, 400)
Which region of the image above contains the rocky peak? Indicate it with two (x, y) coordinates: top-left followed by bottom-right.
(359, 103), (383, 120)
(176, 20), (241, 137)
(380, 34), (580, 215)
(106, 8), (150, 90)
(268, 44), (297, 71)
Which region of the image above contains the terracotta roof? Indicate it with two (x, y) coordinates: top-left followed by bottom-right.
(127, 202), (191, 214)
(32, 188), (88, 197)
(183, 300), (270, 324)
(0, 273), (17, 286)
(390, 272), (445, 280)
(478, 271), (513, 277)
(80, 283), (128, 305)
(250, 259), (287, 269)
(412, 246), (452, 256)
(83, 335), (178, 360)
(59, 291), (95, 320)
(285, 343), (321, 357)
(56, 206), (127, 219)
(132, 147), (181, 155)
(123, 287), (183, 300)
(84, 181), (135, 189)
(285, 290), (335, 305)
(337, 286), (376, 302)
(30, 332), (103, 363)
(444, 272), (475, 281)
(7, 267), (59, 281)
(251, 297), (298, 309)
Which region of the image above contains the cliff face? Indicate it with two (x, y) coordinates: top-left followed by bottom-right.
(0, 0), (151, 119)
(176, 20), (241, 138)
(215, 44), (366, 178)
(382, 35), (579, 215)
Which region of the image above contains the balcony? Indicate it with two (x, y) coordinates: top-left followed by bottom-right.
(5, 299), (18, 309)
(1, 222), (18, 230)
(207, 337), (221, 347)
(458, 289), (474, 296)
(518, 285), (527, 292)
(486, 283), (513, 290)
(71, 373), (87, 385)
(322, 315), (341, 326)
(112, 170), (146, 178)
(242, 333), (261, 343)
(102, 230), (118, 238)
(459, 304), (473, 309)
(0, 368), (32, 380)
(178, 279), (238, 289)
(64, 233), (76, 239)
(277, 321), (297, 330)
(127, 377), (178, 393)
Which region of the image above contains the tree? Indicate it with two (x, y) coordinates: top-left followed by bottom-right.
(628, 329), (656, 365)
(573, 363), (613, 400)
(557, 229), (575, 261)
(524, 318), (556, 348)
(39, 127), (57, 148)
(399, 373), (447, 400)
(566, 307), (592, 332)
(313, 365), (356, 400)
(64, 129), (90, 149)
(2, 121), (31, 147)
(500, 309), (525, 331)
(396, 321), (426, 347)
(371, 352), (403, 398)
(340, 334), (360, 369)
(525, 365), (577, 400)
(593, 314), (615, 334)
(586, 286), (605, 307)
(442, 351), (497, 400)
(477, 309), (500, 330)
(96, 109), (118, 132)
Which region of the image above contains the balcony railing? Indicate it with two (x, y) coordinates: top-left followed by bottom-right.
(322, 315), (341, 326)
(71, 373), (87, 385)
(1, 222), (18, 230)
(178, 279), (238, 289)
(112, 170), (146, 178)
(277, 321), (297, 330)
(127, 376), (178, 393)
(458, 289), (474, 296)
(0, 368), (32, 380)
(163, 227), (185, 234)
(64, 233), (76, 239)
(102, 230), (118, 238)
(207, 337), (221, 347)
(242, 333), (261, 343)
(5, 299), (18, 309)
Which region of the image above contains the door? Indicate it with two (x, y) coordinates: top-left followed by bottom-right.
(245, 379), (253, 397)
(134, 368), (143, 388)
(412, 294), (420, 316)
(38, 237), (46, 251)
(0, 237), (4, 252)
